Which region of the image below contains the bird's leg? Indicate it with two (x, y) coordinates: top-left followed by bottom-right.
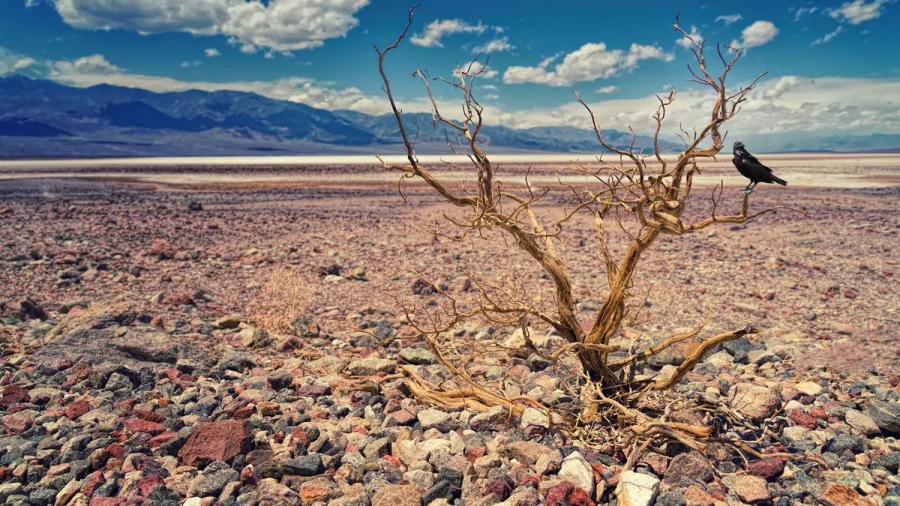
(743, 182), (755, 194)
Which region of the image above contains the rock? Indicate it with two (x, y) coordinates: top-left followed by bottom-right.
(240, 328), (270, 348)
(215, 314), (244, 329)
(615, 471), (659, 506)
(818, 482), (870, 506)
(729, 384), (781, 422)
(731, 475), (769, 504)
(822, 434), (865, 455)
(149, 239), (177, 260)
(281, 455), (324, 476)
(371, 484), (422, 506)
(746, 457), (785, 478)
(345, 357), (396, 376)
(216, 348), (256, 372)
(19, 298), (48, 321)
(178, 420), (252, 467)
(867, 400), (900, 434)
(398, 347), (437, 365)
(845, 410), (880, 435)
(795, 381), (823, 396)
(469, 405), (509, 431)
(501, 441), (554, 466)
(558, 451), (594, 497)
(519, 407), (549, 432)
(255, 478), (302, 505)
(190, 461), (239, 497)
(418, 408), (457, 432)
(664, 451), (715, 485)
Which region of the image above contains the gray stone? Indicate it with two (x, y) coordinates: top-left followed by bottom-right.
(346, 358), (396, 376)
(282, 454), (325, 476)
(418, 408), (457, 432)
(868, 401), (900, 434)
(469, 405), (509, 431)
(399, 347), (437, 365)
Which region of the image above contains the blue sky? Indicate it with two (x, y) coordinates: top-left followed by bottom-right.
(1, 0), (899, 147)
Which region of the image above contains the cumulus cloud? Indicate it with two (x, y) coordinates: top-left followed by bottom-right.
(811, 25), (844, 46)
(827, 0), (888, 24)
(473, 37), (514, 54)
(204, 48), (220, 57)
(454, 60), (498, 79)
(39, 0), (370, 52)
(677, 26), (703, 49)
(503, 43), (673, 87)
(410, 19), (488, 48)
(715, 14), (743, 26)
(595, 85), (618, 94)
(1, 47), (36, 75)
(730, 21), (779, 50)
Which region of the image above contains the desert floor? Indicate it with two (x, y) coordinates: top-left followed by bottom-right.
(1, 156), (899, 506)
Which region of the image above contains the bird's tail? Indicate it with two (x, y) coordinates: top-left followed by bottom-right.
(771, 175), (787, 186)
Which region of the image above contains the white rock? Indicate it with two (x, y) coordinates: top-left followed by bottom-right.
(520, 407), (549, 430)
(795, 381), (823, 396)
(846, 409), (881, 436)
(559, 451), (594, 497)
(615, 471), (659, 506)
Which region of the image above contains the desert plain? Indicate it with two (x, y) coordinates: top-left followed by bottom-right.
(0, 153), (899, 506)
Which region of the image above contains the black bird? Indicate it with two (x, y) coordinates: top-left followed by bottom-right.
(732, 141), (787, 193)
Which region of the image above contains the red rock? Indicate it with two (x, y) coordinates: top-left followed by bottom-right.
(233, 405), (254, 420)
(132, 409), (165, 423)
(66, 399), (91, 419)
(684, 485), (716, 506)
(2, 411), (34, 434)
(382, 455), (402, 468)
(107, 443), (125, 460)
(746, 457), (785, 478)
(149, 239), (177, 260)
(544, 482), (574, 505)
(178, 420), (251, 467)
(390, 409), (417, 426)
(819, 482), (869, 506)
(809, 407), (828, 419)
(149, 432), (177, 448)
(790, 409), (818, 430)
(125, 419), (167, 435)
(567, 487), (596, 506)
(291, 427), (309, 448)
(81, 471), (106, 496)
(465, 446), (487, 462)
(138, 473), (166, 496)
(240, 465), (257, 485)
(0, 385), (30, 407)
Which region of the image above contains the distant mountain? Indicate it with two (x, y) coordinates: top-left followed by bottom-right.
(0, 75), (666, 159)
(762, 134), (900, 154)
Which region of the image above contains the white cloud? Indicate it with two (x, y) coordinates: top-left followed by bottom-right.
(677, 26), (703, 49)
(730, 21), (779, 50)
(13, 57), (36, 70)
(42, 0), (370, 52)
(453, 61), (498, 79)
(828, 0), (888, 24)
(715, 14), (743, 26)
(483, 93), (499, 100)
(410, 19), (488, 48)
(52, 54), (122, 75)
(205, 48), (221, 57)
(473, 37), (515, 54)
(180, 60), (202, 67)
(481, 84), (497, 90)
(503, 43), (673, 87)
(1, 47), (33, 75)
(811, 25), (844, 46)
(793, 6), (818, 21)
(595, 85), (618, 94)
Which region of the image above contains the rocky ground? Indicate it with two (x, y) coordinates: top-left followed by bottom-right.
(1, 172), (899, 506)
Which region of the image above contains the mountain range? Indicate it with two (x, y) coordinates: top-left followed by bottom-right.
(0, 75), (897, 159)
(0, 75), (663, 159)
